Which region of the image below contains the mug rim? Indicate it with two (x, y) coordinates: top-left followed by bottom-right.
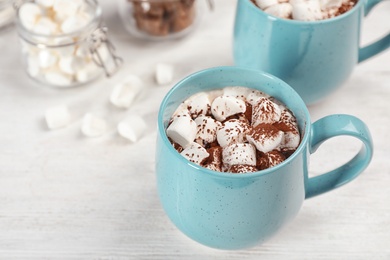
(157, 66), (311, 179)
(243, 0), (363, 25)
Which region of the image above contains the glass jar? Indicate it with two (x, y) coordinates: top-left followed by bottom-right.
(118, 0), (209, 40)
(15, 0), (122, 88)
(0, 0), (15, 30)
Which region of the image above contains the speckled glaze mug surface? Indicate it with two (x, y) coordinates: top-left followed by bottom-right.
(155, 66), (373, 250)
(234, 0), (390, 105)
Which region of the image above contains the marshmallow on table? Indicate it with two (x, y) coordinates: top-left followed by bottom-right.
(81, 113), (107, 137)
(185, 92), (211, 117)
(290, 0), (323, 21)
(110, 75), (143, 109)
(155, 63), (174, 85)
(246, 124), (284, 153)
(252, 97), (281, 127)
(180, 142), (210, 165)
(222, 143), (257, 167)
(117, 115), (147, 142)
(45, 105), (71, 129)
(255, 0), (279, 9)
(195, 115), (222, 145)
(217, 119), (249, 147)
(211, 96), (246, 122)
(166, 114), (197, 148)
(264, 3), (293, 19)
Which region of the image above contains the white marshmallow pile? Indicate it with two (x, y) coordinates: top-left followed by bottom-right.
(166, 86), (301, 173)
(18, 0), (106, 87)
(254, 0), (356, 21)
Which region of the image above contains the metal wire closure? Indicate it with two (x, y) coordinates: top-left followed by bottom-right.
(88, 27), (123, 77)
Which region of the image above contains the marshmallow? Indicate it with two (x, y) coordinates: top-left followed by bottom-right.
(155, 63), (174, 85)
(222, 143), (257, 167)
(252, 97), (281, 127)
(320, 0), (343, 9)
(208, 89), (224, 101)
(81, 113), (107, 137)
(217, 119), (249, 147)
(246, 124), (284, 153)
(58, 56), (85, 75)
(61, 13), (91, 34)
(203, 146), (223, 172)
(53, 0), (83, 21)
(36, 0), (55, 8)
(180, 142), (210, 165)
(257, 150), (286, 170)
(117, 115), (147, 142)
(110, 75), (143, 109)
(76, 63), (100, 83)
(33, 17), (58, 35)
(44, 72), (73, 87)
(246, 90), (269, 106)
(195, 115), (222, 145)
(291, 0), (323, 21)
(45, 105), (71, 129)
(211, 96), (246, 122)
(172, 102), (191, 118)
(26, 56), (41, 77)
(166, 115), (197, 148)
(255, 0), (279, 9)
(185, 92), (211, 117)
(223, 86), (251, 100)
(18, 3), (42, 30)
(38, 50), (58, 69)
(274, 109), (300, 149)
(265, 3), (293, 18)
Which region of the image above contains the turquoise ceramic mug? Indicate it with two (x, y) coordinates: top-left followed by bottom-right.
(156, 66), (373, 249)
(233, 0), (390, 105)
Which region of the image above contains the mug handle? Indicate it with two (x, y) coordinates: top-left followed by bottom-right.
(358, 0), (390, 62)
(305, 115), (374, 199)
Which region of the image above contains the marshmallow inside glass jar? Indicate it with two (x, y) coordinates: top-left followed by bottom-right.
(166, 86), (301, 174)
(251, 0), (358, 21)
(118, 0), (203, 40)
(15, 0), (121, 88)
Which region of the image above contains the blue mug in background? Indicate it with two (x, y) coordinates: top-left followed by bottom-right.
(155, 66), (373, 250)
(233, 0), (390, 105)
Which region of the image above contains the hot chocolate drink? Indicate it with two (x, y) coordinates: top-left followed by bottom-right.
(166, 86), (301, 173)
(251, 0), (358, 21)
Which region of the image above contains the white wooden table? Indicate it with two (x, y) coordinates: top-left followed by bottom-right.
(0, 0), (389, 259)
